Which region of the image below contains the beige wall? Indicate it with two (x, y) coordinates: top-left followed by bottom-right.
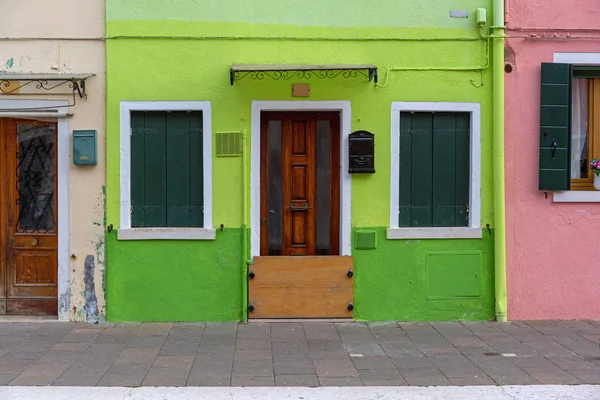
(1, 1), (106, 321)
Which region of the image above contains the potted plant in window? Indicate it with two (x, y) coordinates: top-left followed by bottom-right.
(592, 159), (600, 190)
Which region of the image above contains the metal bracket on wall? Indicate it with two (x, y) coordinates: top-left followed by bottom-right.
(230, 64), (378, 86)
(0, 73), (95, 99)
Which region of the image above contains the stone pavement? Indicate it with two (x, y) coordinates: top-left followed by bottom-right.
(0, 320), (599, 387)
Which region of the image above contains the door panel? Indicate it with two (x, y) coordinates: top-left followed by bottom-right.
(260, 112), (340, 256)
(2, 119), (58, 315)
(283, 118), (315, 255)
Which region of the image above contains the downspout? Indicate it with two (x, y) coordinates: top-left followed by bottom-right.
(241, 130), (250, 322)
(492, 0), (508, 322)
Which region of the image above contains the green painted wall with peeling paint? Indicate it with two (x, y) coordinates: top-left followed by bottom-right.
(106, 229), (243, 322)
(105, 0), (496, 321)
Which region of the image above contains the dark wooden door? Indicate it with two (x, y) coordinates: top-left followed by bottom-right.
(0, 118), (58, 315)
(260, 112), (340, 256)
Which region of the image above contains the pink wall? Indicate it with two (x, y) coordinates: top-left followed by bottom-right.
(505, 0), (600, 320)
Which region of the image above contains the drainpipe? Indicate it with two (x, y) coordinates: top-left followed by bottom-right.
(492, 0), (507, 322)
(241, 130), (249, 322)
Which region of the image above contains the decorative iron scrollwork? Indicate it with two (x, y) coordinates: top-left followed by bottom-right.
(0, 77), (87, 98)
(230, 66), (377, 85)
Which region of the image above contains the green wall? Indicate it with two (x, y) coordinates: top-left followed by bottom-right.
(106, 0), (496, 321)
(353, 228), (494, 321)
(106, 229), (243, 322)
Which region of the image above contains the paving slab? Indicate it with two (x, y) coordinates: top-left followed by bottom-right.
(0, 320), (599, 387)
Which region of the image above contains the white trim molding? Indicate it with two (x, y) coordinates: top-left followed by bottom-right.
(119, 101), (214, 240)
(0, 99), (70, 320)
(554, 52), (600, 64)
(118, 228), (216, 240)
(250, 101), (352, 259)
(553, 191), (600, 203)
(388, 102), (482, 240)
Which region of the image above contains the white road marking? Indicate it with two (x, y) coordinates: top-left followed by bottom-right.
(1, 386), (599, 400)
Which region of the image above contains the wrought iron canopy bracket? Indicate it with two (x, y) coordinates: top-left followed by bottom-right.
(230, 64), (378, 86)
(0, 73), (95, 98)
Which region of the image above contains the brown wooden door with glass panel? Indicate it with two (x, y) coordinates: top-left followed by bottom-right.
(0, 118), (58, 315)
(260, 112), (340, 256)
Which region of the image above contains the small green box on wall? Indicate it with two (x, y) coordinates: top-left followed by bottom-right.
(73, 130), (97, 165)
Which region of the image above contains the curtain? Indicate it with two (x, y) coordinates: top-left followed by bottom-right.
(571, 79), (589, 179)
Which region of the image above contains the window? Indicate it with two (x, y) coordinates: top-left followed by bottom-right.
(398, 112), (470, 227)
(131, 111), (203, 228)
(389, 103), (481, 239)
(119, 101), (214, 240)
(540, 63), (600, 192)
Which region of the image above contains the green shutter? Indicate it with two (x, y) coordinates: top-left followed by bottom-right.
(130, 111), (204, 228)
(131, 112), (147, 227)
(432, 113), (457, 227)
(409, 112), (433, 227)
(143, 112), (168, 227)
(398, 113), (412, 227)
(188, 112), (204, 227)
(539, 62), (572, 190)
(166, 112), (192, 227)
(454, 113), (470, 227)
(398, 112), (470, 228)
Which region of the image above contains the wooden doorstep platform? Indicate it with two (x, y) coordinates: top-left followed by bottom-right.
(248, 256), (354, 319)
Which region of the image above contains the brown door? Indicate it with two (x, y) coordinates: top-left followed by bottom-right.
(260, 112), (340, 256)
(0, 118), (58, 315)
(250, 111), (353, 319)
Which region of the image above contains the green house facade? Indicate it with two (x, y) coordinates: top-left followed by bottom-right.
(105, 0), (506, 322)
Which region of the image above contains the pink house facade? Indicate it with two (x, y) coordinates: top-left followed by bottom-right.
(505, 0), (600, 319)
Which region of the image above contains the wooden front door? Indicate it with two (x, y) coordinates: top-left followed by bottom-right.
(0, 118), (58, 315)
(260, 112), (340, 256)
(250, 112), (353, 319)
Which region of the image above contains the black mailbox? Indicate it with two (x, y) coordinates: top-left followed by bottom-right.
(348, 130), (375, 174)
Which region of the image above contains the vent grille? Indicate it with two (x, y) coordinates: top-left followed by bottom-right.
(216, 131), (242, 156)
(355, 230), (377, 250)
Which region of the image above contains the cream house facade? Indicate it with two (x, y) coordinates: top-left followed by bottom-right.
(0, 1), (106, 321)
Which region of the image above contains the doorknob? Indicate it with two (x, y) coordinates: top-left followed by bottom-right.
(30, 238), (40, 247)
(9, 238), (14, 247)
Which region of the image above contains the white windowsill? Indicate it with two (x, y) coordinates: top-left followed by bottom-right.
(553, 191), (600, 203)
(117, 228), (216, 241)
(387, 227), (482, 240)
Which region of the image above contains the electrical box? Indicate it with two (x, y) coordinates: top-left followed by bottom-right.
(476, 8), (487, 25)
(348, 130), (375, 174)
(73, 130), (97, 165)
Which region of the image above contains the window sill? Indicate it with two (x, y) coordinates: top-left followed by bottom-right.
(553, 191), (600, 203)
(117, 228), (216, 241)
(387, 227), (482, 240)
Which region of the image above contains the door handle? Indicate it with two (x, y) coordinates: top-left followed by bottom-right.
(9, 238), (14, 247)
(287, 204), (312, 211)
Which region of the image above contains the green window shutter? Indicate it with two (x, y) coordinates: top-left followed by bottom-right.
(398, 112), (470, 228)
(398, 113), (413, 227)
(453, 113), (470, 227)
(130, 111), (147, 227)
(539, 62), (572, 190)
(142, 112), (168, 227)
(188, 112), (204, 227)
(130, 111), (204, 228)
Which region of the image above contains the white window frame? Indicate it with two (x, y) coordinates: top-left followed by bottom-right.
(552, 52), (600, 203)
(118, 101), (215, 240)
(388, 102), (482, 239)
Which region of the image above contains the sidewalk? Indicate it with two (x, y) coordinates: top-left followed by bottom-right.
(0, 320), (599, 387)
